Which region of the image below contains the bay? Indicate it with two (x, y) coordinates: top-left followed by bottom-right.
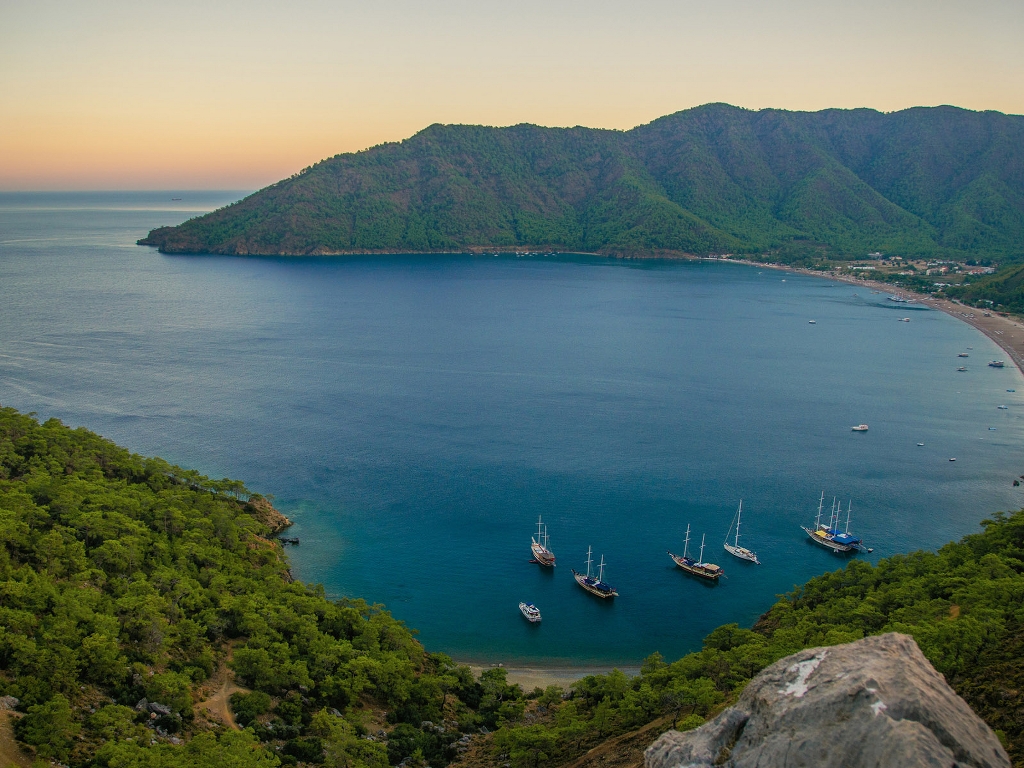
(1, 191), (1022, 666)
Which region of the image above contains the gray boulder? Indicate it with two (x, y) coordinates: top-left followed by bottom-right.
(645, 633), (1009, 768)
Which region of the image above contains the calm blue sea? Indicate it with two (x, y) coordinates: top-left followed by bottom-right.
(2, 192), (1023, 666)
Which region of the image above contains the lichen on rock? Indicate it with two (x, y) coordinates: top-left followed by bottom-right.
(645, 633), (1010, 768)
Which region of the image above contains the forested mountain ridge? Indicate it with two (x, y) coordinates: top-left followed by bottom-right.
(140, 104), (1024, 261)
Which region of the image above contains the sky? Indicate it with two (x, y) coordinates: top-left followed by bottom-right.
(2, 0), (1022, 190)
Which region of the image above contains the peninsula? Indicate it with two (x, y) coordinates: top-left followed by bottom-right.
(138, 104), (1024, 263)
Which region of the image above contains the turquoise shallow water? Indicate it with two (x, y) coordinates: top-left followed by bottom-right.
(2, 192), (1024, 666)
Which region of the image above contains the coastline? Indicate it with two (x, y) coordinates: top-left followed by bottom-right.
(721, 258), (1024, 379)
(467, 664), (639, 691)
(831, 275), (1024, 378)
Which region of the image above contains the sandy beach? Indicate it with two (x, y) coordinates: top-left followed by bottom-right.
(723, 258), (1024, 377)
(826, 273), (1024, 376)
(468, 664), (639, 691)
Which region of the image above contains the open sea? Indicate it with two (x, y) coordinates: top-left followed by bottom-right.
(2, 191), (1024, 667)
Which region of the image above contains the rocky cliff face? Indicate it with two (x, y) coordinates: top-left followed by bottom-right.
(244, 496), (292, 534)
(645, 633), (1009, 768)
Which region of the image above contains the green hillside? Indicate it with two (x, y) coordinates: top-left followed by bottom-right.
(0, 407), (510, 768)
(2, 407), (1023, 766)
(140, 105), (1024, 261)
(951, 262), (1024, 312)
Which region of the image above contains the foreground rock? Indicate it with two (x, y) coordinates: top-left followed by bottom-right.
(645, 633), (1009, 768)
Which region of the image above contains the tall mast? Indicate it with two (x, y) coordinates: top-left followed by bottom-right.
(544, 524), (550, 549)
(735, 500), (743, 546)
(585, 546), (593, 578)
(536, 515), (543, 541)
(845, 501), (852, 534)
(816, 491), (825, 528)
(698, 534), (706, 564)
(683, 524), (691, 559)
(598, 555), (606, 583)
(831, 497), (839, 530)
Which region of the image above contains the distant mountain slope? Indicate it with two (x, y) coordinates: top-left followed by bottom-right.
(140, 104), (1024, 260)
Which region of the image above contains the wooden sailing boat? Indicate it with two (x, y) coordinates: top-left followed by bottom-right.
(572, 546), (618, 598)
(669, 524), (723, 581)
(723, 500), (760, 564)
(530, 515), (555, 566)
(801, 492), (872, 554)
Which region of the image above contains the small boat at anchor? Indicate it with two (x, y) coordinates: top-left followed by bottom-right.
(518, 602), (541, 622)
(851, 424), (869, 432)
(957, 367), (967, 372)
(958, 353), (969, 358)
(801, 492), (871, 554)
(530, 516), (555, 566)
(723, 500), (759, 564)
(669, 525), (724, 580)
(572, 547), (618, 598)
(990, 361), (1006, 368)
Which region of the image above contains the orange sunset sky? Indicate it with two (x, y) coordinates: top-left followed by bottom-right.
(2, 0), (1022, 191)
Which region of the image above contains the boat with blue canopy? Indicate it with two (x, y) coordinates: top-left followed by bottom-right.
(801, 492), (872, 554)
(572, 546), (618, 598)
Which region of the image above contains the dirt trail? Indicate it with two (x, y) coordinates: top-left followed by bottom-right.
(197, 644), (247, 730)
(0, 711), (32, 768)
(199, 677), (245, 730)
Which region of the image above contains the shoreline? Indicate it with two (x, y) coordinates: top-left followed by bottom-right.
(465, 263), (1024, 683)
(722, 258), (1024, 379)
(466, 664), (639, 691)
(136, 238), (1024, 375)
(828, 274), (1024, 379)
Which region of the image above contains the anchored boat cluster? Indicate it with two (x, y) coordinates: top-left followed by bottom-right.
(520, 496), (872, 622)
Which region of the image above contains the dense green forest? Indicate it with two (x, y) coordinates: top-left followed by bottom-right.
(0, 407), (511, 768)
(139, 104), (1024, 263)
(2, 407), (1024, 767)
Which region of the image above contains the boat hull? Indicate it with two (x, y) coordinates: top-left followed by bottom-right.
(531, 540), (555, 566)
(724, 543), (759, 564)
(668, 551), (723, 580)
(802, 526), (859, 553)
(571, 569), (618, 598)
(518, 602), (542, 622)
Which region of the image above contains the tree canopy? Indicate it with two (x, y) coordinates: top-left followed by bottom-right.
(140, 105), (1024, 264)
(2, 405), (1023, 766)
